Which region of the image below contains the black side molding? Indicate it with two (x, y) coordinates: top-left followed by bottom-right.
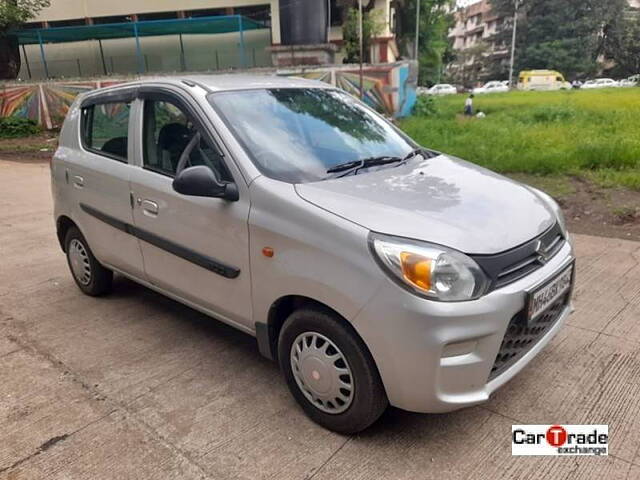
(80, 203), (240, 279)
(80, 203), (132, 234)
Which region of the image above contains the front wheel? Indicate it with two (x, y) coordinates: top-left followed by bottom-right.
(278, 307), (388, 434)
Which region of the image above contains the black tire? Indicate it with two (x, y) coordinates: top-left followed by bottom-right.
(64, 226), (113, 296)
(278, 307), (388, 434)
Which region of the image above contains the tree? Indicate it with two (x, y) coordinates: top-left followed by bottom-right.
(488, 0), (628, 79)
(448, 40), (491, 87)
(394, 0), (455, 86)
(0, 0), (50, 79)
(603, 7), (640, 77)
(342, 7), (384, 63)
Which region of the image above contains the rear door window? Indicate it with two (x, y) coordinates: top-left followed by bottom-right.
(81, 102), (130, 162)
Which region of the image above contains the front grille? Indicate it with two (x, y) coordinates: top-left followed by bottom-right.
(489, 292), (569, 380)
(472, 223), (566, 292)
(495, 232), (565, 288)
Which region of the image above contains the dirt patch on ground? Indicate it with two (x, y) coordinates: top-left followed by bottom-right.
(509, 174), (640, 242)
(562, 179), (640, 242)
(0, 131), (57, 163)
(2, 134), (638, 242)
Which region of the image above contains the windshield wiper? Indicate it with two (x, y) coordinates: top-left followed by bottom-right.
(326, 148), (425, 178)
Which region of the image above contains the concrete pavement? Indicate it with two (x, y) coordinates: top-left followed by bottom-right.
(1, 159), (639, 479)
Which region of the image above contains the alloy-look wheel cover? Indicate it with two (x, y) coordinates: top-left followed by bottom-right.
(290, 331), (354, 414)
(69, 238), (92, 286)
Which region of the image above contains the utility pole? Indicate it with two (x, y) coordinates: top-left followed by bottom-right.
(508, 0), (520, 88)
(414, 0), (421, 60)
(359, 0), (364, 99)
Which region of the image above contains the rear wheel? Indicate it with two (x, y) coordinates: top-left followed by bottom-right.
(278, 307), (387, 434)
(64, 226), (113, 296)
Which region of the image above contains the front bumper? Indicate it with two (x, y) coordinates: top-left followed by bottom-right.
(352, 240), (575, 413)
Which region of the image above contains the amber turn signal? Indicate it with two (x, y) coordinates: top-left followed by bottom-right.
(399, 252), (432, 292)
(262, 247), (274, 258)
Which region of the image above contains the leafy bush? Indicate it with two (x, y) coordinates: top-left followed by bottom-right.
(0, 117), (41, 138)
(413, 95), (438, 117)
(524, 105), (576, 123)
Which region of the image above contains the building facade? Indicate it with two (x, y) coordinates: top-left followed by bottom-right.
(447, 0), (507, 86)
(17, 0), (399, 80)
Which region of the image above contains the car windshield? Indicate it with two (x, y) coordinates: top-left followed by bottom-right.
(208, 88), (415, 183)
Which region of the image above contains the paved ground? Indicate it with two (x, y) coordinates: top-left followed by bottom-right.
(1, 159), (639, 480)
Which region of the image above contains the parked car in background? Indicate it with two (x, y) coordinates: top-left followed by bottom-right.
(425, 84), (458, 96)
(52, 74), (574, 434)
(582, 78), (620, 89)
(620, 75), (639, 87)
(517, 70), (571, 91)
(473, 80), (509, 94)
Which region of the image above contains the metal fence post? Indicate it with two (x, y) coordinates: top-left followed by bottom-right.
(36, 31), (50, 79)
(98, 39), (108, 75)
(238, 15), (246, 68)
(133, 22), (145, 73)
(179, 33), (186, 71)
(21, 45), (32, 79)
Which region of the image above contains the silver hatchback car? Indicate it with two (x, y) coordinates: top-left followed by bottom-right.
(52, 75), (575, 433)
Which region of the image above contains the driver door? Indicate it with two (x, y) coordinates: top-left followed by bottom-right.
(129, 90), (252, 329)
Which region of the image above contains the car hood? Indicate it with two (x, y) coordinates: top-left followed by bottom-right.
(295, 155), (555, 254)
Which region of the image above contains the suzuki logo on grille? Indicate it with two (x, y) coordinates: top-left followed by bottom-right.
(535, 240), (551, 264)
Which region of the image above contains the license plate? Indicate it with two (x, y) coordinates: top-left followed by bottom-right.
(526, 263), (574, 323)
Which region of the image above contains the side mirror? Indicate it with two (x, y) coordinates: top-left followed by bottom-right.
(172, 166), (239, 201)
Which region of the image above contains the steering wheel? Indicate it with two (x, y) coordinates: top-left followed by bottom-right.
(175, 131), (201, 175)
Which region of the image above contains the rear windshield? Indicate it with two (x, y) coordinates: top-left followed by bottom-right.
(208, 88), (415, 183)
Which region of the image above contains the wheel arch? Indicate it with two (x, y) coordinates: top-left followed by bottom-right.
(56, 215), (78, 252)
(256, 295), (370, 364)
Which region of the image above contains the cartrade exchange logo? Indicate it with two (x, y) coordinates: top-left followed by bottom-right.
(512, 425), (608, 456)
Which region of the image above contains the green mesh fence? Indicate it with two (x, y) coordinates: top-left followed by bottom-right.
(13, 15), (265, 45)
(13, 15), (270, 79)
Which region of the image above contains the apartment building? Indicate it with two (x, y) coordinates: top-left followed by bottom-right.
(449, 0), (503, 52)
(447, 0), (507, 85)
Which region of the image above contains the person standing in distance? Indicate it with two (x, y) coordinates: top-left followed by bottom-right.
(464, 94), (474, 116)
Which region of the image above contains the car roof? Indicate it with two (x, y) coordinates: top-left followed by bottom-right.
(80, 73), (331, 101)
(180, 73), (330, 91)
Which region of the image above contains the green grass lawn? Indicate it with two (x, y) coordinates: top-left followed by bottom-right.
(399, 89), (640, 190)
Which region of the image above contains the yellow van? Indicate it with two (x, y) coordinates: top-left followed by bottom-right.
(517, 70), (571, 91)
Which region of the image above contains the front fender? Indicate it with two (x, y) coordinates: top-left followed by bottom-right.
(248, 177), (383, 341)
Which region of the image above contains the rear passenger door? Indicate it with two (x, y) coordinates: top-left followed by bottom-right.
(129, 89), (252, 329)
(69, 93), (145, 278)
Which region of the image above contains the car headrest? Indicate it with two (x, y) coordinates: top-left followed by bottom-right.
(101, 137), (128, 159)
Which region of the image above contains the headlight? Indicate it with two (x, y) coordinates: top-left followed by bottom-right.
(529, 187), (568, 237)
(370, 233), (490, 302)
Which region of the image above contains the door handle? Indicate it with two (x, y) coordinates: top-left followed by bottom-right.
(141, 199), (159, 215)
(72, 175), (84, 188)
